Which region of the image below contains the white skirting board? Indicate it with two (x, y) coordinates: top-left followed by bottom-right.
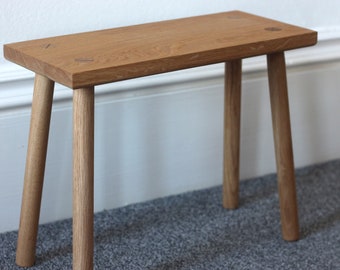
(0, 35), (340, 233)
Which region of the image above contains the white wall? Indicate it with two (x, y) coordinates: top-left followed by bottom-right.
(1, 1), (340, 233)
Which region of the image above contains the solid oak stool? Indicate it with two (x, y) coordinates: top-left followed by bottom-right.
(4, 11), (317, 269)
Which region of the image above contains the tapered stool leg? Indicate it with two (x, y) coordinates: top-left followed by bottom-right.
(73, 87), (94, 270)
(16, 74), (55, 267)
(223, 59), (242, 209)
(267, 52), (299, 241)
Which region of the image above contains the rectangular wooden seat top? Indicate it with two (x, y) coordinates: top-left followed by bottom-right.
(4, 10), (317, 89)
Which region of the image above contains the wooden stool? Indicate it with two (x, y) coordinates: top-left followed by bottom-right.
(4, 11), (317, 269)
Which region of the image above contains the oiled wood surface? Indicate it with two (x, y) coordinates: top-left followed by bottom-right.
(16, 75), (54, 267)
(73, 87), (94, 269)
(223, 60), (242, 210)
(267, 52), (299, 241)
(4, 11), (317, 88)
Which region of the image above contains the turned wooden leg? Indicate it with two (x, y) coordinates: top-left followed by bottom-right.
(223, 59), (242, 209)
(73, 87), (94, 270)
(267, 52), (299, 241)
(16, 74), (55, 267)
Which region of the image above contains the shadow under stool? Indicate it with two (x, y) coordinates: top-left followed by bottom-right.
(4, 10), (317, 270)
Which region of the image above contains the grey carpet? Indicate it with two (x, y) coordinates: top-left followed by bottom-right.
(1, 160), (340, 269)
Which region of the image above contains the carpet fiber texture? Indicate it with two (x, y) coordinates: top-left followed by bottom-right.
(1, 160), (340, 269)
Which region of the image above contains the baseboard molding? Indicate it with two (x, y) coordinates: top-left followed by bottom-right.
(1, 31), (340, 113)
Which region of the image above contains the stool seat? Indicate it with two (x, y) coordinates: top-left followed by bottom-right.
(4, 10), (317, 270)
(4, 11), (316, 89)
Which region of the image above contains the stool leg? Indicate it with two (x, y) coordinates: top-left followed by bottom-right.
(223, 59), (242, 209)
(267, 52), (299, 241)
(16, 74), (54, 267)
(73, 87), (94, 270)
